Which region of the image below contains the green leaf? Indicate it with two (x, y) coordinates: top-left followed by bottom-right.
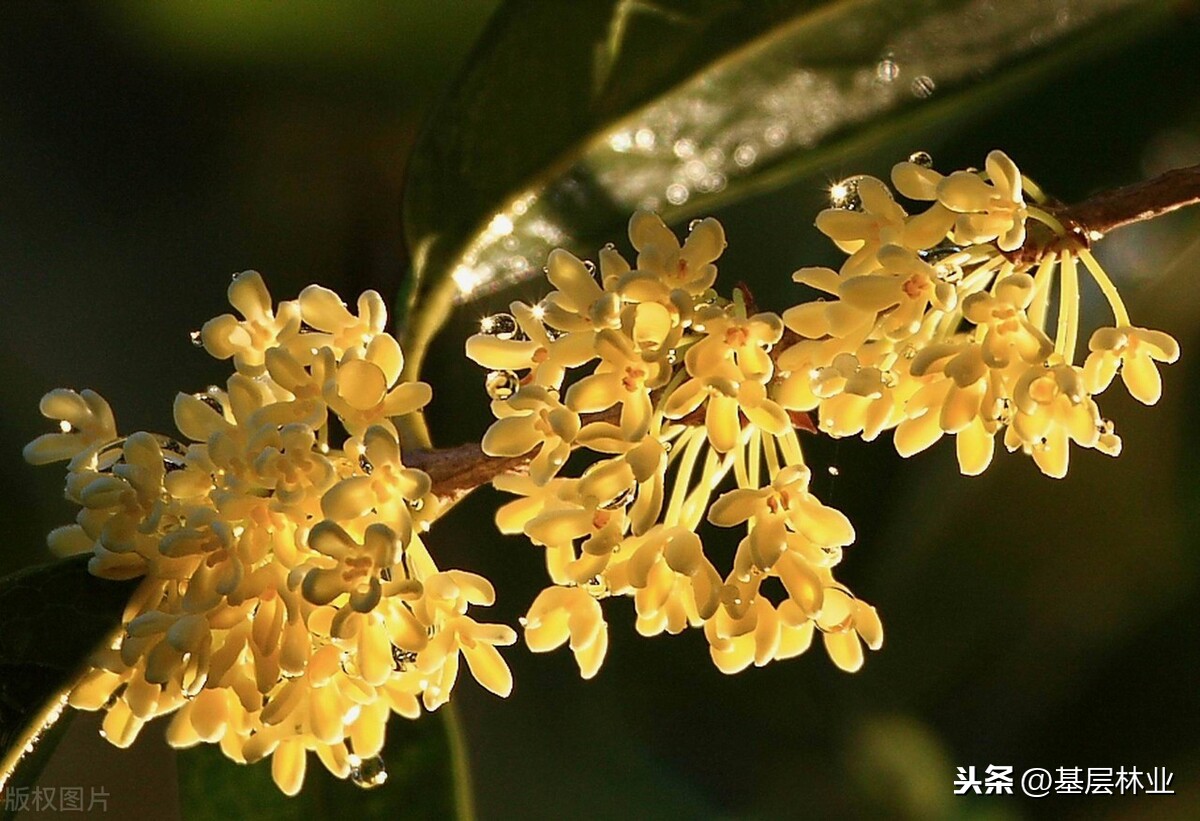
(0, 556), (138, 796)
(177, 705), (465, 821)
(398, 0), (1171, 397)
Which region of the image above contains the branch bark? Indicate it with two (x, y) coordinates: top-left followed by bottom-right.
(1054, 163), (1200, 237)
(1009, 162), (1200, 264)
(412, 163), (1200, 500)
(406, 442), (528, 504)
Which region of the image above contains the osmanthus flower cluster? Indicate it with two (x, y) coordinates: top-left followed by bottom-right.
(25, 273), (516, 795)
(779, 150), (1180, 477)
(467, 212), (882, 677)
(25, 149), (1181, 798)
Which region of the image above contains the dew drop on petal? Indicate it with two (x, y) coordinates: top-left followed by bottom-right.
(194, 392), (223, 414)
(908, 150), (933, 167)
(600, 486), (636, 510)
(583, 576), (610, 598)
(829, 177), (863, 211)
(349, 755), (388, 789)
(485, 370), (520, 401)
(480, 312), (519, 340)
(358, 454), (373, 475)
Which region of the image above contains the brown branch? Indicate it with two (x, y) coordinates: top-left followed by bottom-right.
(405, 443), (528, 505)
(1009, 162), (1200, 264)
(1056, 163), (1200, 236)
(406, 401), (719, 503)
(412, 163), (1200, 501)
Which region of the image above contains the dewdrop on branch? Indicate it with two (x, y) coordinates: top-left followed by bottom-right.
(24, 150), (1183, 797)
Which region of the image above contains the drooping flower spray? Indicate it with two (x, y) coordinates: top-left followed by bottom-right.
(26, 151), (1179, 794)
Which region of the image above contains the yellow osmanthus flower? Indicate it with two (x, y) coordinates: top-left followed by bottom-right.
(28, 272), (512, 795)
(470, 212), (881, 680)
(779, 150), (1179, 478)
(26, 149), (1179, 800)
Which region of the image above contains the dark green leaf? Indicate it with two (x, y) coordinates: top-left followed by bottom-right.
(0, 556), (138, 796)
(398, 0), (1170, 394)
(178, 706), (463, 821)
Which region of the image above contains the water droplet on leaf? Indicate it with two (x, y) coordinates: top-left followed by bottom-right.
(876, 57), (899, 83)
(911, 75), (936, 98)
(733, 143), (758, 168)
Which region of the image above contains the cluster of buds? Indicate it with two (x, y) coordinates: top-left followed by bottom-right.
(25, 273), (515, 795)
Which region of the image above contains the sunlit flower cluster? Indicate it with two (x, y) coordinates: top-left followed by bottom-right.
(468, 213), (882, 677)
(24, 149), (1181, 799)
(779, 150), (1179, 477)
(26, 273), (515, 795)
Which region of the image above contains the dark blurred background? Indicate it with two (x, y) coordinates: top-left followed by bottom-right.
(3, 2), (1200, 819)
